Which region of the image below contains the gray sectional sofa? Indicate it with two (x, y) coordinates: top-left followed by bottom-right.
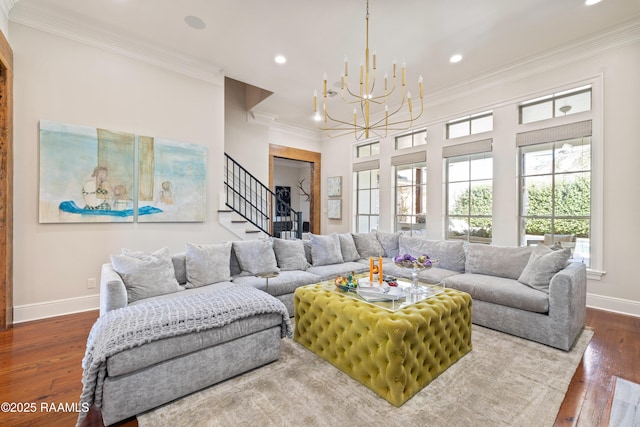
(94, 231), (586, 425)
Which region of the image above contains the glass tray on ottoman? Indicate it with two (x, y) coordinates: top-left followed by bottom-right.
(325, 276), (446, 311)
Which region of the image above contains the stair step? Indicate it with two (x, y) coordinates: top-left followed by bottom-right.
(245, 230), (261, 234)
(217, 209), (233, 213)
(231, 220), (247, 223)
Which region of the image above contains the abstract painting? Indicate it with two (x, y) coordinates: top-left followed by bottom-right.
(327, 199), (342, 220)
(39, 120), (137, 223)
(137, 137), (207, 222)
(39, 120), (206, 223)
(327, 176), (342, 197)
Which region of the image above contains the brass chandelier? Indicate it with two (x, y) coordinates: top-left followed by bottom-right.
(314, 0), (424, 140)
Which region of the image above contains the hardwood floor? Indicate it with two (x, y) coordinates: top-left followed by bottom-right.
(0, 307), (637, 426)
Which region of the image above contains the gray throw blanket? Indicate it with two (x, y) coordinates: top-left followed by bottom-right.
(76, 284), (292, 426)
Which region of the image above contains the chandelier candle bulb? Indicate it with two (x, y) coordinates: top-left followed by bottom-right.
(402, 61), (406, 86)
(323, 73), (327, 97)
(313, 0), (424, 139)
(313, 90), (317, 112)
(408, 92), (413, 113)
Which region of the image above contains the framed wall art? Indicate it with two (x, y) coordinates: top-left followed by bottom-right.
(327, 198), (342, 220)
(327, 176), (342, 197)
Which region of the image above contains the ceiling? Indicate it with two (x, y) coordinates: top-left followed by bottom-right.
(9, 0), (640, 133)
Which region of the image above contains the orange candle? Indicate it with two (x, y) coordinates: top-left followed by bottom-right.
(369, 257), (373, 282)
(379, 256), (383, 283)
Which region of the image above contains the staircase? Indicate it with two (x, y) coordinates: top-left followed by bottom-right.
(222, 153), (302, 240)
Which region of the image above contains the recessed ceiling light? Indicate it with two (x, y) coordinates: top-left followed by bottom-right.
(585, 0), (602, 5)
(185, 16), (206, 30)
(274, 55), (287, 64)
(450, 54), (463, 63)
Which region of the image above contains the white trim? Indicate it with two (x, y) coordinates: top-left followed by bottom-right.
(9, 3), (224, 85)
(587, 293), (640, 318)
(13, 294), (99, 324)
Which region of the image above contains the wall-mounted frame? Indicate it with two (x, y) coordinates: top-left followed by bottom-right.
(39, 120), (207, 223)
(327, 176), (342, 197)
(327, 198), (342, 220)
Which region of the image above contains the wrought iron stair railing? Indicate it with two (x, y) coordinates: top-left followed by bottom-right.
(224, 153), (302, 239)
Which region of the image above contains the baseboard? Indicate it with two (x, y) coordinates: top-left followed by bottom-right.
(13, 294), (100, 324)
(11, 292), (639, 324)
(587, 293), (640, 318)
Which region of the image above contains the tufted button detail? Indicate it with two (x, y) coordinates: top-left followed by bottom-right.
(294, 284), (472, 407)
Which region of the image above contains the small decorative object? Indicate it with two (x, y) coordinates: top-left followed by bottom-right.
(369, 256), (384, 284)
(393, 253), (433, 294)
(334, 274), (357, 291)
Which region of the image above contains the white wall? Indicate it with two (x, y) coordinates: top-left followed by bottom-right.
(11, 23), (236, 321)
(321, 39), (640, 316)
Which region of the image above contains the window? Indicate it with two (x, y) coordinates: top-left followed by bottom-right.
(355, 141), (380, 158)
(394, 163), (426, 234)
(519, 134), (591, 265)
(444, 138), (493, 243)
(446, 111), (493, 139)
(353, 167), (380, 232)
(395, 129), (427, 150)
(520, 85), (591, 124)
(446, 152), (493, 243)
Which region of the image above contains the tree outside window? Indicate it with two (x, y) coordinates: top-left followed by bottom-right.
(446, 153), (493, 243)
(520, 137), (591, 264)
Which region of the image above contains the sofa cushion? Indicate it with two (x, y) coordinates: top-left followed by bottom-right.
(232, 270), (320, 297)
(518, 245), (572, 292)
(232, 240), (280, 275)
(352, 232), (385, 258)
(376, 231), (401, 258)
(171, 252), (188, 285)
(443, 273), (549, 313)
(306, 261), (369, 281)
(465, 244), (533, 280)
(111, 247), (182, 303)
(272, 238), (310, 271)
(338, 233), (360, 262)
(185, 242), (232, 288)
(309, 233), (344, 266)
(398, 235), (466, 273)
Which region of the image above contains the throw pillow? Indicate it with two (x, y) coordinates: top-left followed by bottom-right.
(184, 242), (232, 288)
(111, 247), (182, 303)
(518, 245), (572, 292)
(351, 232), (385, 258)
(272, 238), (310, 271)
(338, 233), (360, 262)
(232, 239), (280, 275)
(376, 230), (401, 258)
(309, 233), (344, 266)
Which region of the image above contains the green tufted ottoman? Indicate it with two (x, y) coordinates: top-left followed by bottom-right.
(294, 285), (472, 407)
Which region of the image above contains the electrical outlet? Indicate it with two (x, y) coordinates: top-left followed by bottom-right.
(87, 278), (96, 289)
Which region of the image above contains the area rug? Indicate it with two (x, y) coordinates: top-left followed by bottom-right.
(138, 326), (593, 427)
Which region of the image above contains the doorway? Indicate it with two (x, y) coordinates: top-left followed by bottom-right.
(269, 144), (321, 235)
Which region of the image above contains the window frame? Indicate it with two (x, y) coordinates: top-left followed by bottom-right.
(519, 85), (592, 124)
(353, 167), (380, 233)
(393, 162), (427, 235)
(445, 152), (494, 244)
(446, 111), (493, 139)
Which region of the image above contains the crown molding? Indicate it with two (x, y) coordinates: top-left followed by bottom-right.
(9, 2), (224, 85)
(425, 18), (640, 110)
